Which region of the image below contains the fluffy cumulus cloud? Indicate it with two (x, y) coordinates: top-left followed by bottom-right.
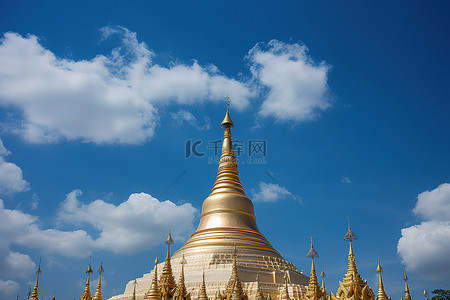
(0, 28), (330, 144)
(397, 183), (450, 280)
(0, 27), (252, 144)
(0, 279), (20, 298)
(0, 138), (29, 194)
(252, 182), (296, 202)
(57, 190), (197, 253)
(247, 40), (330, 122)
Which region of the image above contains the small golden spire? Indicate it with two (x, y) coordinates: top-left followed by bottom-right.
(226, 245), (244, 299)
(305, 237), (323, 300)
(52, 293), (56, 300)
(320, 267), (326, 293)
(144, 253), (161, 300)
(80, 256), (94, 300)
(198, 271), (209, 300)
(29, 258), (42, 300)
(160, 230), (176, 300)
(92, 259), (104, 300)
(376, 256), (390, 300)
(423, 284), (428, 300)
(403, 269), (412, 300)
(174, 254), (190, 300)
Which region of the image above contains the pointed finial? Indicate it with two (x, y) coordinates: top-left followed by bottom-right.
(221, 97), (234, 129)
(344, 217), (357, 241)
(320, 267), (326, 279)
(165, 229), (174, 245)
(36, 258), (42, 276)
(98, 258), (104, 275)
(423, 284), (428, 300)
(180, 253), (187, 265)
(86, 255), (94, 274)
(376, 254), (383, 273)
(154, 250), (159, 265)
(307, 236), (319, 258)
(403, 268), (408, 283)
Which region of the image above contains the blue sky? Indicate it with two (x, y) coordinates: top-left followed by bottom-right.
(0, 0), (449, 299)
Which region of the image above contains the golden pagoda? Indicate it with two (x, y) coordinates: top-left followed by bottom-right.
(331, 221), (374, 300)
(92, 261), (104, 300)
(111, 101), (307, 300)
(375, 257), (390, 300)
(29, 259), (42, 300)
(80, 257), (94, 300)
(403, 270), (412, 300)
(305, 238), (324, 300)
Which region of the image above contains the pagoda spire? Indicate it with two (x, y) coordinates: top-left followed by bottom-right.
(145, 253), (161, 300)
(321, 267), (326, 292)
(174, 254), (190, 300)
(29, 259), (42, 300)
(226, 245), (244, 299)
(80, 256), (94, 300)
(282, 271), (291, 300)
(334, 219), (374, 300)
(375, 256), (390, 300)
(174, 99), (282, 260)
(403, 269), (412, 300)
(305, 237), (322, 300)
(160, 230), (176, 300)
(198, 272), (208, 300)
(423, 285), (428, 300)
(92, 260), (104, 300)
(27, 285), (31, 300)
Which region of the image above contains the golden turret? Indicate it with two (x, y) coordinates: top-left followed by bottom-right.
(174, 101), (281, 259)
(333, 220), (374, 300)
(198, 272), (209, 300)
(225, 246), (244, 299)
(29, 259), (41, 300)
(92, 261), (104, 300)
(403, 270), (412, 300)
(375, 257), (390, 300)
(305, 237), (323, 300)
(174, 254), (190, 300)
(145, 254), (161, 300)
(80, 257), (94, 300)
(161, 231), (176, 300)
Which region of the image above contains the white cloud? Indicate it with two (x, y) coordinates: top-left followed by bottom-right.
(171, 110), (210, 130)
(0, 29), (331, 145)
(251, 182), (296, 202)
(413, 183), (450, 221)
(0, 279), (19, 298)
(397, 221), (450, 280)
(247, 40), (330, 123)
(397, 183), (450, 280)
(0, 199), (94, 258)
(31, 193), (39, 210)
(341, 176), (351, 184)
(0, 27), (253, 144)
(58, 190), (198, 254)
(0, 250), (35, 279)
(0, 138), (29, 194)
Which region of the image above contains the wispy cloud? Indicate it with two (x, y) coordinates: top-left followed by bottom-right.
(341, 176), (351, 184)
(251, 181), (298, 202)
